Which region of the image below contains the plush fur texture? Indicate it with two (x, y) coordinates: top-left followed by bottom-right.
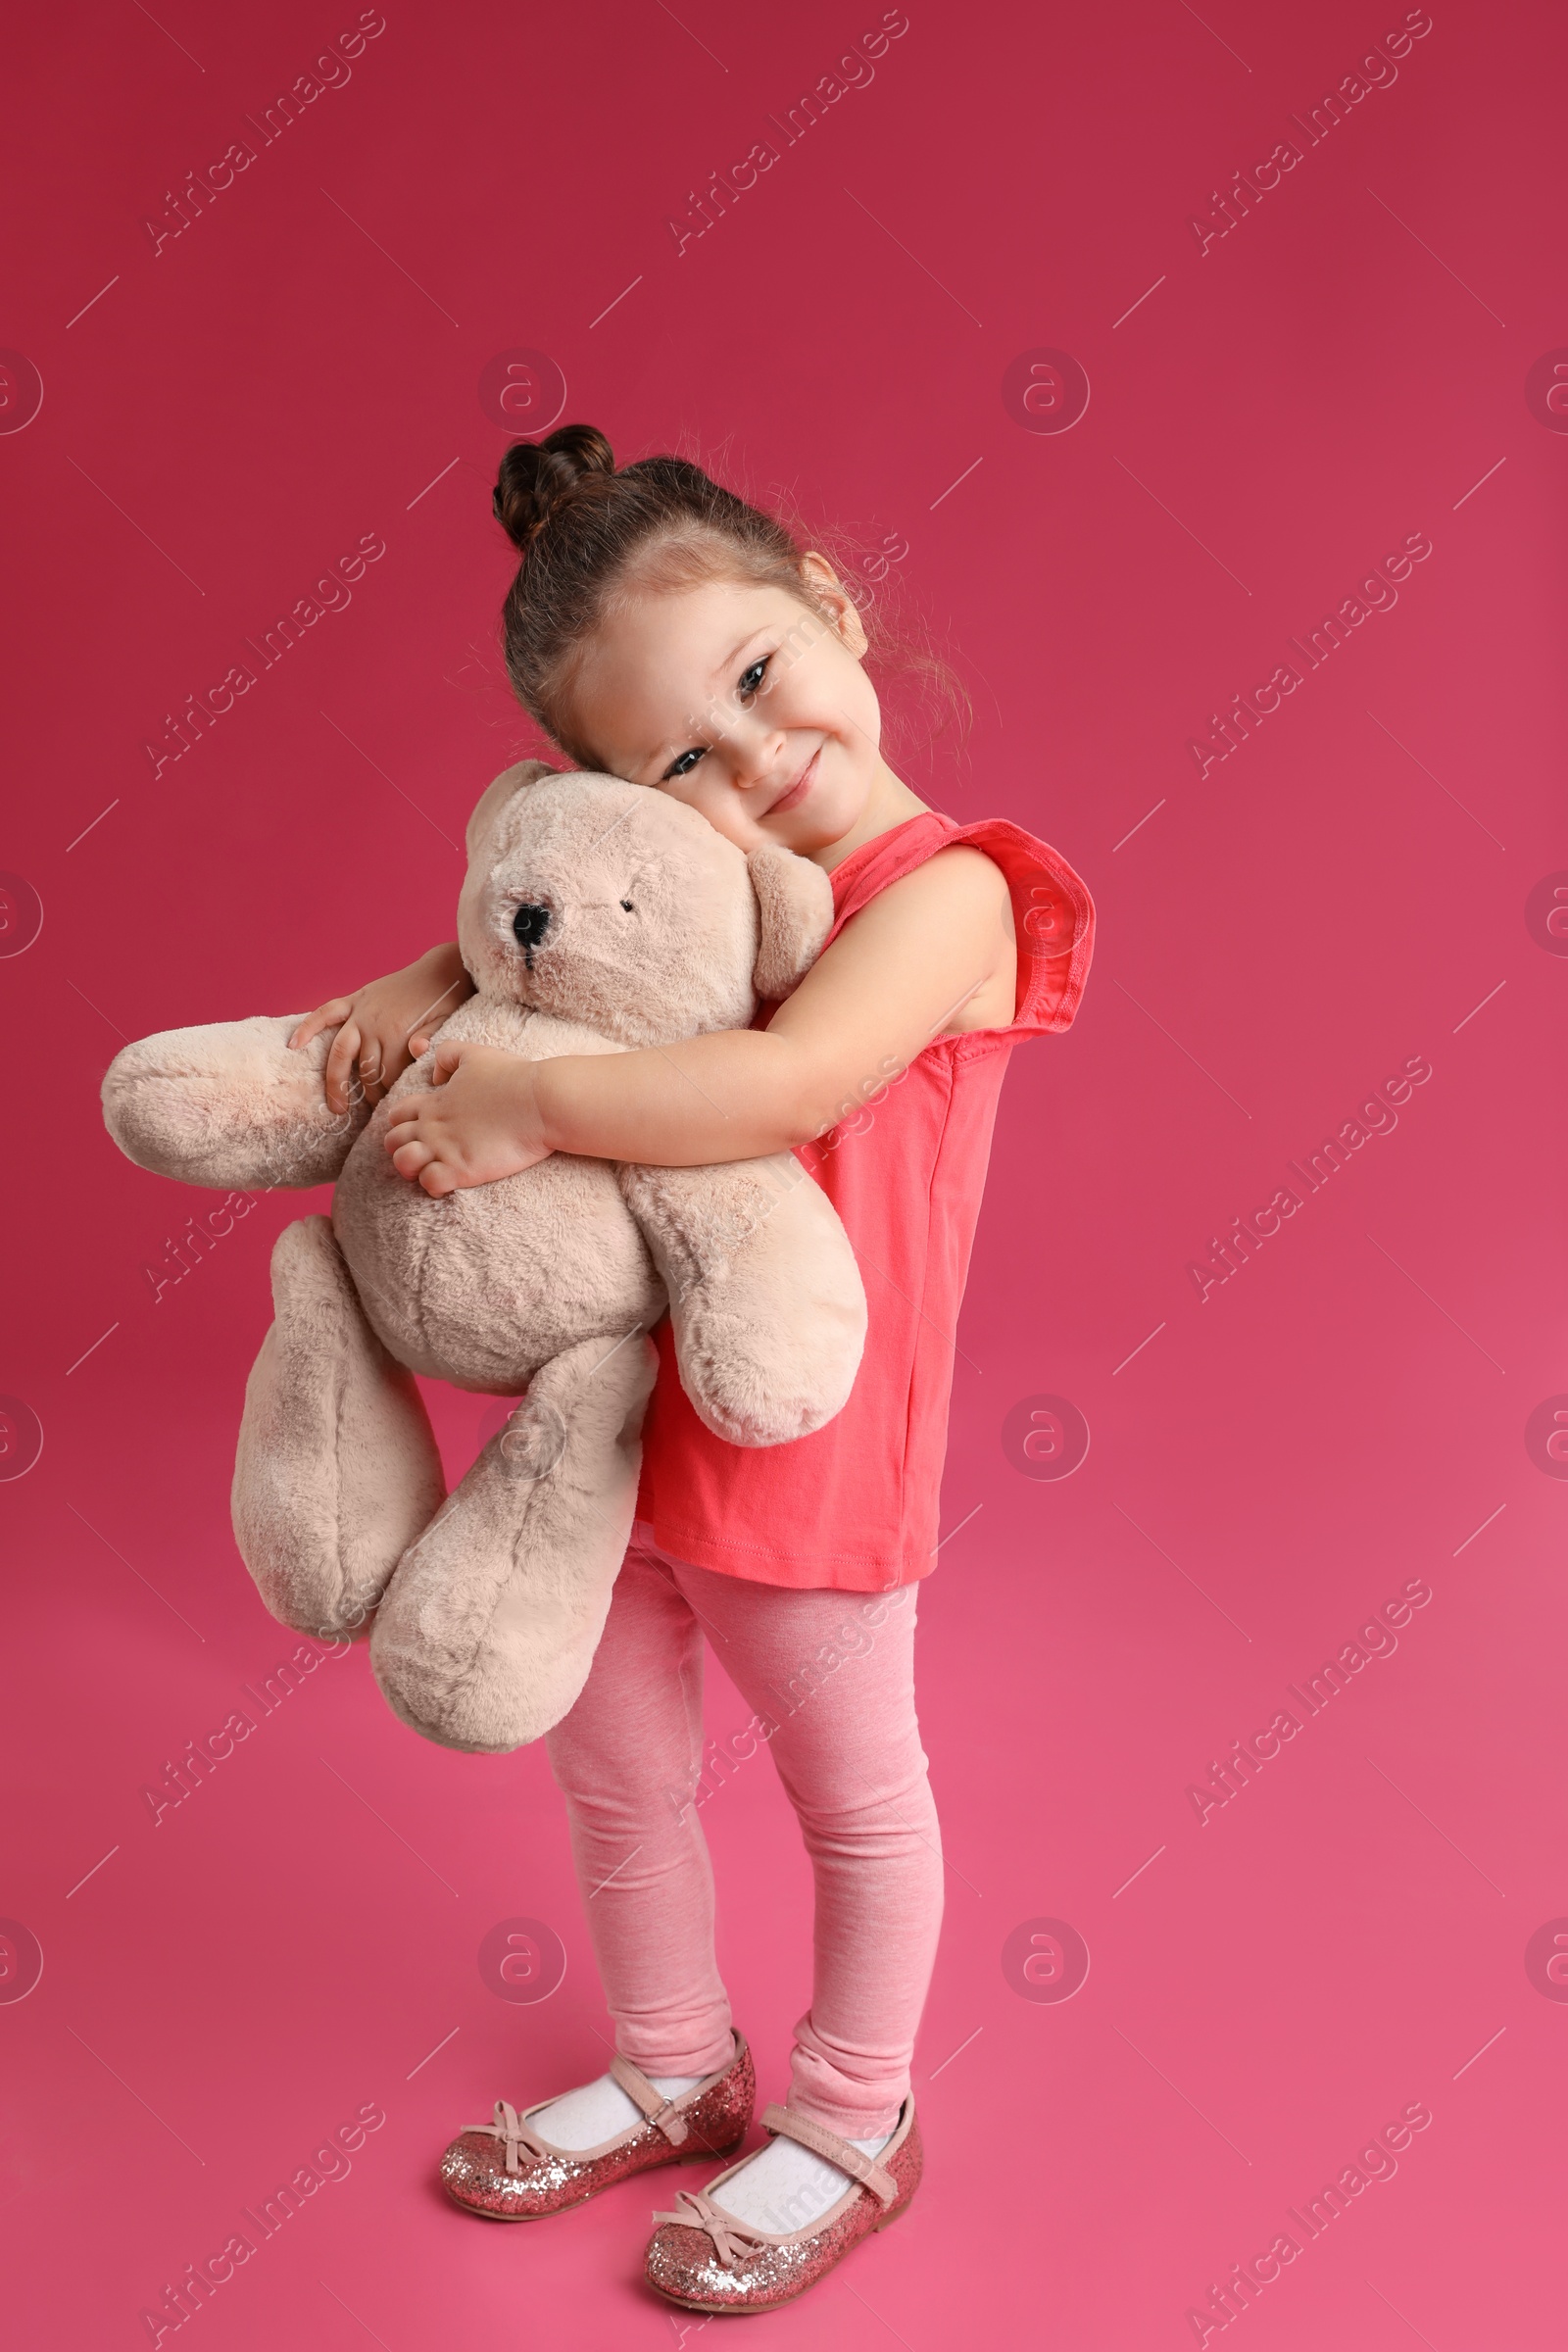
(101, 765), (867, 1752)
(102, 1015), (373, 1190)
(230, 1216), (447, 1640)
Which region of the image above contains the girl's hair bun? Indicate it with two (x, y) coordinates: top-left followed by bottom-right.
(493, 423), (615, 552)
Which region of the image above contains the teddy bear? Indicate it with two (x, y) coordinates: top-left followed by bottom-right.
(101, 762), (867, 1754)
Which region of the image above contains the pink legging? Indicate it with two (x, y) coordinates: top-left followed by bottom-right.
(544, 1526), (945, 2139)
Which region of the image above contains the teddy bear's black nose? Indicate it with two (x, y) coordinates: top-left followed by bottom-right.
(513, 902), (551, 951)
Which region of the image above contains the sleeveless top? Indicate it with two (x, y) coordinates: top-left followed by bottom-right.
(633, 808), (1096, 1592)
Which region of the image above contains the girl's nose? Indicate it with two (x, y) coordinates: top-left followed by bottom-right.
(724, 714), (787, 791)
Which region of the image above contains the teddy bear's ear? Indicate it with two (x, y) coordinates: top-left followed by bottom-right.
(465, 759), (558, 864)
(747, 845), (835, 1002)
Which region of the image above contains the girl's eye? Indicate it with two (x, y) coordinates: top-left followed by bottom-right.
(657, 653), (772, 781)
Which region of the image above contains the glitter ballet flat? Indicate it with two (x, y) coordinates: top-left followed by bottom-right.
(440, 2031), (755, 2221)
(644, 2094), (921, 2314)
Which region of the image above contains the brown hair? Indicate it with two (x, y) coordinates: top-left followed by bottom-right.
(492, 423), (970, 776)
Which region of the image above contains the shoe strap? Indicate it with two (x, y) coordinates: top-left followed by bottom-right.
(760, 2101), (898, 2206)
(610, 2052), (691, 2145)
(472, 2045), (729, 2169)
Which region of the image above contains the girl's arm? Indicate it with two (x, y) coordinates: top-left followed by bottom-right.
(383, 847), (1017, 1195)
(289, 941), (476, 1109)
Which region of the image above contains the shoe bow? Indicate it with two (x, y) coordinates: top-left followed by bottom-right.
(650, 2185), (772, 2270)
(468, 2098), (559, 2177)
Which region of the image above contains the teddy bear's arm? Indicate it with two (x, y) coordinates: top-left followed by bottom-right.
(616, 1156), (866, 1447)
(103, 1014), (373, 1190)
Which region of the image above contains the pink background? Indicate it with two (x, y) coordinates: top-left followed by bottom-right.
(3, 1), (1564, 2342)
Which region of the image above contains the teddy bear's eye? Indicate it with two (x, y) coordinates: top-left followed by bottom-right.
(620, 899), (634, 912)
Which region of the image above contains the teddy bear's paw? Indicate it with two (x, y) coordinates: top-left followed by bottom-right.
(231, 1217), (446, 1640)
(103, 1014), (370, 1191)
(626, 1157), (868, 1447)
(675, 1299), (867, 1446)
(368, 1333), (657, 1752)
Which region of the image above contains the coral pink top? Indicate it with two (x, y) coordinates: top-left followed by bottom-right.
(634, 809), (1096, 1592)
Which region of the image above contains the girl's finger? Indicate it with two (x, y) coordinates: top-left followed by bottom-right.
(430, 1038), (467, 1086)
(419, 1161), (458, 1198)
(289, 998), (354, 1051)
(359, 1035), (385, 1104)
(382, 1092), (426, 1136)
(390, 1137), (434, 1178)
(323, 1021), (362, 1114)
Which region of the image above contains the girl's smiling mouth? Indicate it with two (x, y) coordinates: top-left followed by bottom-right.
(762, 747), (820, 818)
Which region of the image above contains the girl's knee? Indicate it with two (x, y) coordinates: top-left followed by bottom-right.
(783, 1762), (940, 1847)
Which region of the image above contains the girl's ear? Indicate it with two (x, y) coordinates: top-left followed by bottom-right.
(748, 845), (835, 1001)
(800, 551), (868, 659)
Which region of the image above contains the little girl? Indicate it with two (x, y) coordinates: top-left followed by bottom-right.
(290, 425), (1095, 2314)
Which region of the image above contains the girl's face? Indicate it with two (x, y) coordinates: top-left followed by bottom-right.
(564, 557), (884, 858)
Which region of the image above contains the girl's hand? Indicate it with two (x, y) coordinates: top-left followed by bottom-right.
(382, 1040), (553, 1196)
(289, 944), (474, 1114)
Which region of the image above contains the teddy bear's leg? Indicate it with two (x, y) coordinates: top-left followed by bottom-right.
(368, 1330), (657, 1754)
(618, 1155), (867, 1446)
(231, 1216), (446, 1641)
